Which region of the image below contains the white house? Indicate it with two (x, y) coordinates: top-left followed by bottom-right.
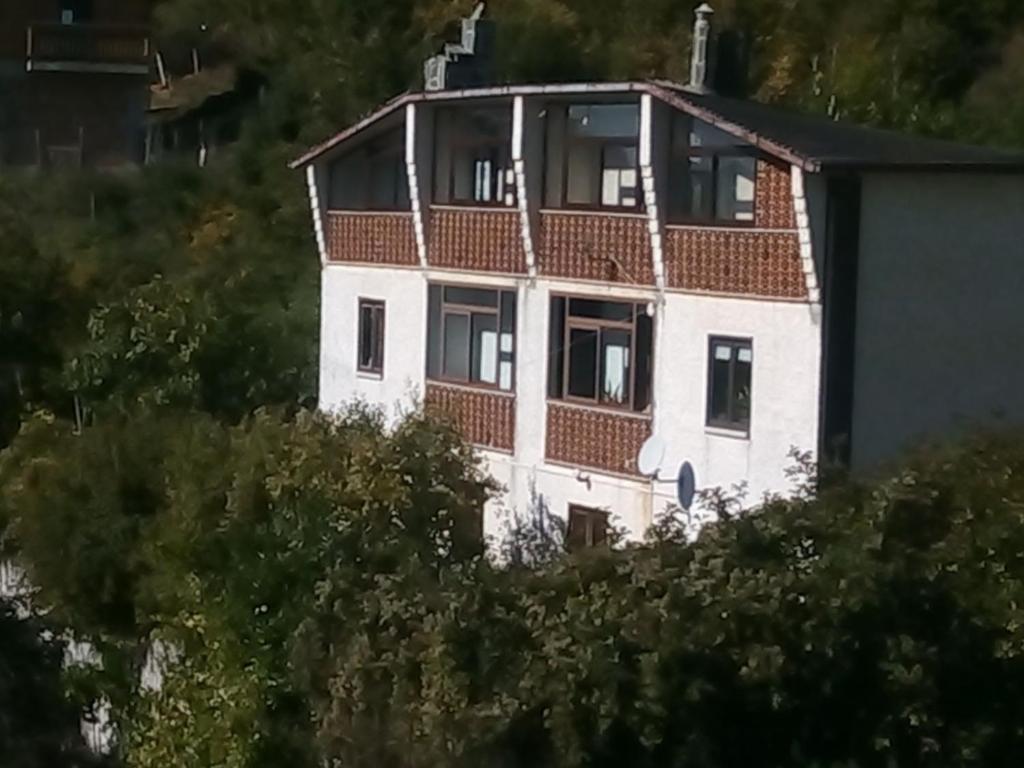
(292, 7), (1024, 547)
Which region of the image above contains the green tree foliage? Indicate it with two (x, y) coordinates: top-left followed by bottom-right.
(293, 433), (1024, 768)
(0, 599), (100, 768)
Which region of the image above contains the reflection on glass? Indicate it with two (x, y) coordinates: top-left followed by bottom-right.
(568, 328), (598, 399)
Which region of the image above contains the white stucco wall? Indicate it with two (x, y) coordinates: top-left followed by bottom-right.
(319, 261), (822, 541)
(852, 172), (1024, 468)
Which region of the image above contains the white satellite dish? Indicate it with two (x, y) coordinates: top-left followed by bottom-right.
(636, 435), (666, 478)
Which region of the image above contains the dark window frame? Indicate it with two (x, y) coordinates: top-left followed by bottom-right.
(566, 504), (609, 551)
(667, 113), (759, 227)
(434, 107), (516, 208)
(706, 336), (753, 433)
(357, 299), (386, 376)
(427, 283), (517, 393)
(558, 103), (643, 213)
(548, 294), (653, 414)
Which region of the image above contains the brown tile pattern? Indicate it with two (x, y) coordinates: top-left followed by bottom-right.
(428, 207), (527, 274)
(326, 211), (419, 266)
(755, 160), (796, 230)
(663, 229), (807, 299)
(425, 382), (515, 453)
(546, 403), (652, 477)
(538, 212), (655, 285)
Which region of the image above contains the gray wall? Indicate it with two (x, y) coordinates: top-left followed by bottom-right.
(851, 172), (1024, 468)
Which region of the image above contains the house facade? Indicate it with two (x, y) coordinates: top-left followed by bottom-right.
(0, 0), (151, 168)
(294, 17), (1024, 544)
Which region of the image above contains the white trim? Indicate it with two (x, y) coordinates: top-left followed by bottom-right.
(513, 96), (538, 278)
(539, 208), (647, 220)
(405, 104), (429, 267)
(790, 165), (821, 303)
(639, 94), (665, 294)
(305, 165), (328, 266)
(665, 223), (799, 235)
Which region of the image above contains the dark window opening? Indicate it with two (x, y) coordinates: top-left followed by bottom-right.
(61, 0), (93, 23)
(556, 103), (640, 210)
(357, 299), (386, 375)
(435, 107), (515, 207)
(668, 114), (757, 225)
(327, 127), (410, 211)
(707, 337), (753, 431)
(427, 284), (516, 391)
(567, 505), (609, 551)
(548, 296), (653, 412)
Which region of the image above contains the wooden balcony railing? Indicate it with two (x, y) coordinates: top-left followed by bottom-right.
(425, 382), (516, 453)
(546, 402), (652, 477)
(27, 23), (150, 74)
(325, 210), (419, 266)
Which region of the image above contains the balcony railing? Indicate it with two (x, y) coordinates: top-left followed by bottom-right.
(27, 23), (150, 74)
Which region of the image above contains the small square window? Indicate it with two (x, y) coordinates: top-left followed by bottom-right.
(357, 299), (385, 375)
(707, 337), (752, 432)
(566, 505), (609, 552)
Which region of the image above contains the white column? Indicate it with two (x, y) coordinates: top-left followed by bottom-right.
(512, 96), (537, 277)
(406, 103), (429, 267)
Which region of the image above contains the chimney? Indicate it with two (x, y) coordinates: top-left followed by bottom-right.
(424, 3), (496, 92)
(688, 3), (714, 94)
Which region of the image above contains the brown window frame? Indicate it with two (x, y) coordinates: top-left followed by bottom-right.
(667, 113), (758, 227)
(434, 107), (516, 209)
(426, 283), (517, 393)
(548, 294), (653, 414)
(357, 299), (386, 376)
(558, 103), (643, 213)
(706, 336), (753, 433)
(566, 504), (609, 551)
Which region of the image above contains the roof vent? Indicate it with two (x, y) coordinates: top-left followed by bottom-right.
(688, 3), (715, 94)
(423, 3), (496, 92)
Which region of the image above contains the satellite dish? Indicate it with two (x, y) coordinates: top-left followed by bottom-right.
(676, 462), (696, 510)
(636, 435), (666, 478)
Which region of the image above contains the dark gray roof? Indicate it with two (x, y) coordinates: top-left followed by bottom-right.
(658, 84), (1024, 172)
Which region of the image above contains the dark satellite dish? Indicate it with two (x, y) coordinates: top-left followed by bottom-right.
(676, 461), (696, 510)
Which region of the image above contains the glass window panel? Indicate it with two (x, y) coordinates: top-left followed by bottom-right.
(359, 305), (374, 368)
(688, 156), (714, 219)
(443, 313), (470, 381)
(716, 156), (756, 221)
(600, 329), (631, 404)
(426, 285), (443, 378)
(567, 142), (599, 205)
(714, 343), (734, 362)
(451, 145), (475, 201)
(471, 313), (499, 385)
(734, 350), (752, 426)
(444, 286), (499, 308)
(568, 299), (634, 323)
(568, 328), (598, 399)
(690, 119), (744, 148)
(710, 356), (732, 422)
(568, 104), (640, 139)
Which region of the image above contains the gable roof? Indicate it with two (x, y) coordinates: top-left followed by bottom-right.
(291, 80), (1024, 173)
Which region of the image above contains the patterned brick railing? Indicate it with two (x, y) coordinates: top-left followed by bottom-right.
(425, 382), (516, 453)
(662, 229), (807, 299)
(538, 211), (655, 286)
(325, 211), (419, 266)
(755, 160), (797, 230)
(428, 206), (527, 274)
(545, 403), (652, 477)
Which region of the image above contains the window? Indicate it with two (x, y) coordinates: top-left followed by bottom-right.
(327, 127), (410, 211)
(557, 103), (640, 210)
(566, 505), (609, 551)
(668, 113), (757, 224)
(548, 296), (653, 412)
(434, 107), (515, 207)
(707, 337), (753, 431)
(61, 0), (93, 23)
(426, 284), (516, 391)
(357, 300), (385, 375)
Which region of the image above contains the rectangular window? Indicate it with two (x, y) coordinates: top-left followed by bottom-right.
(668, 113), (757, 224)
(427, 284), (516, 391)
(327, 127), (410, 211)
(435, 107), (516, 207)
(548, 296), (653, 412)
(357, 300), (386, 375)
(707, 337), (753, 432)
(566, 505), (609, 551)
(560, 103), (641, 210)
